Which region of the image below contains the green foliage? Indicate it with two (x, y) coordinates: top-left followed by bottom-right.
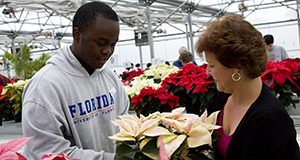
(1, 44), (51, 120)
(2, 45), (51, 79)
(115, 141), (152, 160)
(115, 138), (215, 160)
(1, 80), (29, 116)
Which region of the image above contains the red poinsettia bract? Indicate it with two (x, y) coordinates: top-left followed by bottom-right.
(261, 60), (298, 90)
(131, 86), (180, 116)
(162, 64), (213, 94)
(120, 69), (144, 84)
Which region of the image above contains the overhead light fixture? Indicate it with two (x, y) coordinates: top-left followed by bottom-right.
(2, 7), (16, 18)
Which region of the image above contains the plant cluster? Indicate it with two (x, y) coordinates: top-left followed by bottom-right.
(161, 64), (216, 115)
(261, 58), (300, 107)
(109, 107), (220, 160)
(124, 63), (215, 116)
(1, 79), (30, 118)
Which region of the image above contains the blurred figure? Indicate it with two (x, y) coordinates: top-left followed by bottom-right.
(263, 34), (288, 61)
(172, 46), (197, 68)
(126, 62), (134, 71)
(179, 51), (194, 66)
(135, 63), (142, 71)
(165, 61), (170, 65)
(196, 15), (299, 159)
(146, 62), (152, 70)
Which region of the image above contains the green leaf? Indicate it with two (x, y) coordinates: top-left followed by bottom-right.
(187, 85), (195, 94)
(141, 138), (159, 160)
(116, 142), (138, 159)
(282, 84), (292, 93)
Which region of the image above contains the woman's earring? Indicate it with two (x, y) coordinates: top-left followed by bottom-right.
(232, 72), (241, 81)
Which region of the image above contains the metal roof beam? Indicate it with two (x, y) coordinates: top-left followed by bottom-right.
(155, 0), (221, 15)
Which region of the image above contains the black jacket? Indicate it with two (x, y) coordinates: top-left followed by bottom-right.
(206, 84), (300, 160)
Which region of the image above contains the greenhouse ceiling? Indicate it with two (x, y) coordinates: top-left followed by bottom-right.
(0, 0), (298, 53)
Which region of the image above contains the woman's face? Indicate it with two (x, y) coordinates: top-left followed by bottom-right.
(205, 51), (236, 93)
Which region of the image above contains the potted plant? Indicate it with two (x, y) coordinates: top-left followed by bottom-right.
(1, 79), (30, 122)
(109, 107), (220, 160)
(161, 63), (216, 115)
(131, 86), (180, 116)
(1, 44), (51, 121)
(260, 59), (300, 108)
(123, 63), (179, 112)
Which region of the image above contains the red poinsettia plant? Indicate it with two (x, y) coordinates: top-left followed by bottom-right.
(129, 63), (216, 116)
(261, 58), (300, 107)
(119, 69), (144, 83)
(161, 63), (216, 115)
(131, 86), (180, 116)
(0, 81), (14, 123)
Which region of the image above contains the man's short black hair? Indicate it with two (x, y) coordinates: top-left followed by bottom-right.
(263, 34), (274, 45)
(73, 1), (119, 32)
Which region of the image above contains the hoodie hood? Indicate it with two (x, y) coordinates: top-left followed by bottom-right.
(46, 46), (106, 77)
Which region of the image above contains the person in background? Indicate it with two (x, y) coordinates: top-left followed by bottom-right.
(125, 62), (134, 71)
(172, 46), (197, 68)
(145, 62), (152, 70)
(165, 61), (170, 65)
(179, 51), (194, 66)
(22, 2), (129, 159)
(196, 14), (299, 160)
(263, 34), (288, 61)
(135, 63), (142, 71)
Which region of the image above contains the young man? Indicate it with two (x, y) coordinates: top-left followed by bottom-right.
(22, 2), (129, 159)
(263, 34), (289, 61)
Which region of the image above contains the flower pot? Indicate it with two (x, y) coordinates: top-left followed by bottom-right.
(14, 113), (22, 123)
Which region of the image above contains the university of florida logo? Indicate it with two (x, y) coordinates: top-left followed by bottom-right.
(68, 92), (115, 124)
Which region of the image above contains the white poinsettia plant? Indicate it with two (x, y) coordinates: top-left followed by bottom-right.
(109, 107), (220, 160)
(124, 63), (179, 98)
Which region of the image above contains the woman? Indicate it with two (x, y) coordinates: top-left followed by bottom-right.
(196, 15), (299, 159)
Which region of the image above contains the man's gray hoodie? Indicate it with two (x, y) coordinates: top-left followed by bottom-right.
(22, 46), (129, 160)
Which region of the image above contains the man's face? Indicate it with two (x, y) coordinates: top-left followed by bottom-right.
(74, 16), (119, 70)
(267, 43), (273, 51)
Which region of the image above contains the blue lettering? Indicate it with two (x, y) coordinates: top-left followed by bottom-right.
(85, 100), (92, 113)
(96, 96), (102, 109)
(68, 105), (76, 118)
(91, 98), (96, 111)
(78, 102), (86, 116)
(109, 93), (114, 105)
(102, 95), (109, 108)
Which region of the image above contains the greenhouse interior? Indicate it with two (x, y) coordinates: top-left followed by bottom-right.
(0, 0), (300, 159)
(0, 0), (299, 75)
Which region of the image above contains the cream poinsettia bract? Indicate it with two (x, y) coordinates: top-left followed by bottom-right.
(109, 107), (220, 159)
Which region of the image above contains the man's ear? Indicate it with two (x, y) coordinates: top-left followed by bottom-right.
(73, 27), (81, 41)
